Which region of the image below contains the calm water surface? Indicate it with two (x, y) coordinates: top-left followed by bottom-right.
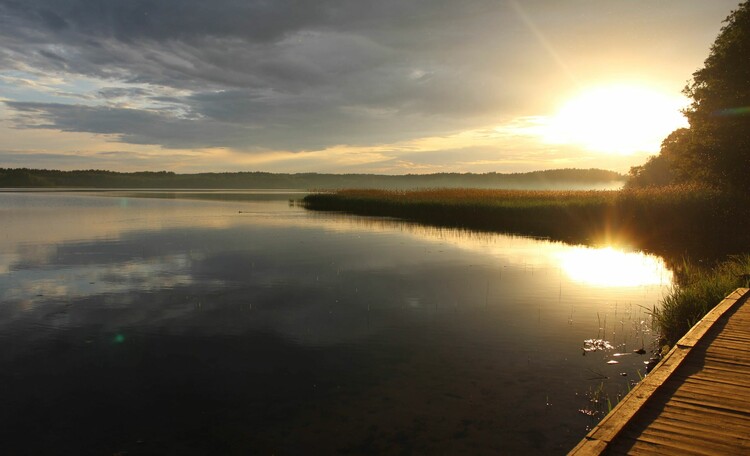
(0, 191), (672, 455)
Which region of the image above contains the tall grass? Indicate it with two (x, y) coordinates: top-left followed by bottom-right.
(303, 185), (749, 259)
(653, 255), (750, 345)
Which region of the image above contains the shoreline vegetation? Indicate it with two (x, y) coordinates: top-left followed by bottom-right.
(302, 186), (750, 343)
(302, 186), (750, 260)
(654, 255), (750, 345)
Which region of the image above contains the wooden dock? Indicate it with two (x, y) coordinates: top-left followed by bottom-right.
(570, 287), (750, 455)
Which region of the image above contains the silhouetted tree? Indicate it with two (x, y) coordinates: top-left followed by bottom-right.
(629, 2), (750, 190)
(684, 1), (750, 189)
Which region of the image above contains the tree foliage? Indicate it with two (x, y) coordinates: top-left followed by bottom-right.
(629, 1), (750, 190)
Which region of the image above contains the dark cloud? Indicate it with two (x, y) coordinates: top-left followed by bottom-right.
(6, 101), (246, 149)
(0, 0), (498, 45)
(0, 0), (525, 150)
(0, 0), (504, 88)
(97, 86), (153, 99)
(5, 95), (475, 151)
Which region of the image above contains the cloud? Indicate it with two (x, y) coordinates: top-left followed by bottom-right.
(0, 0), (529, 152)
(5, 84), (489, 151)
(0, 0), (509, 91)
(97, 87), (153, 100)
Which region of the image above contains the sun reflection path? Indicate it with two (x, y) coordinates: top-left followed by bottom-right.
(556, 246), (671, 288)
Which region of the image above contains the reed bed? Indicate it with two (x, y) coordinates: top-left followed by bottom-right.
(317, 188), (618, 207)
(303, 185), (746, 256)
(304, 184), (725, 212)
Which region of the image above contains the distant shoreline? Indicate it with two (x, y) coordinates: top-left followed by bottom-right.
(0, 167), (624, 190)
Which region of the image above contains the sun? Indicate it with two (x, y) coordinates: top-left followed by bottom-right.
(543, 84), (689, 155)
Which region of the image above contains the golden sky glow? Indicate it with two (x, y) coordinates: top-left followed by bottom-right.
(541, 84), (689, 155)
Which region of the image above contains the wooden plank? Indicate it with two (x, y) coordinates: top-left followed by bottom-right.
(719, 328), (750, 336)
(705, 339), (750, 351)
(671, 389), (750, 409)
(654, 408), (750, 434)
(676, 373), (750, 390)
(672, 383), (750, 403)
(639, 422), (748, 451)
(680, 368), (750, 384)
(707, 340), (750, 350)
(607, 438), (668, 456)
(701, 360), (750, 371)
(642, 417), (749, 443)
(704, 348), (750, 358)
(643, 398), (750, 424)
(712, 336), (750, 345)
(680, 372), (750, 388)
(615, 431), (728, 456)
(705, 343), (750, 354)
(691, 365), (750, 383)
(666, 394), (750, 415)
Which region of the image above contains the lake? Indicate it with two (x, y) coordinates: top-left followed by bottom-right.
(0, 191), (672, 455)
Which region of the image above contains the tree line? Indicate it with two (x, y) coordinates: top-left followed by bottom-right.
(0, 168), (624, 190)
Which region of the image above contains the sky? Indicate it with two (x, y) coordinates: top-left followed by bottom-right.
(0, 0), (742, 174)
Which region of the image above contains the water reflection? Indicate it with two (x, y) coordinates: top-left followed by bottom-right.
(0, 191), (672, 455)
(557, 246), (671, 288)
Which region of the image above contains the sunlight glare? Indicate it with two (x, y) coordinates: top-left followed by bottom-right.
(556, 247), (671, 288)
(543, 84), (688, 155)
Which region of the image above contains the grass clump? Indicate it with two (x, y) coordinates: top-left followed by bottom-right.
(653, 256), (750, 346)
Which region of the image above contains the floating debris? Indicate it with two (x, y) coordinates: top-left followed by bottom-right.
(583, 339), (614, 352)
(633, 348), (647, 355)
(620, 372), (628, 377)
(606, 360), (620, 365)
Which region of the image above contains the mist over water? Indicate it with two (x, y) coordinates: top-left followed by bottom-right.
(0, 191), (670, 454)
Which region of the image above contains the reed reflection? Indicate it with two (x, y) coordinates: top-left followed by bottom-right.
(308, 212), (673, 290)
